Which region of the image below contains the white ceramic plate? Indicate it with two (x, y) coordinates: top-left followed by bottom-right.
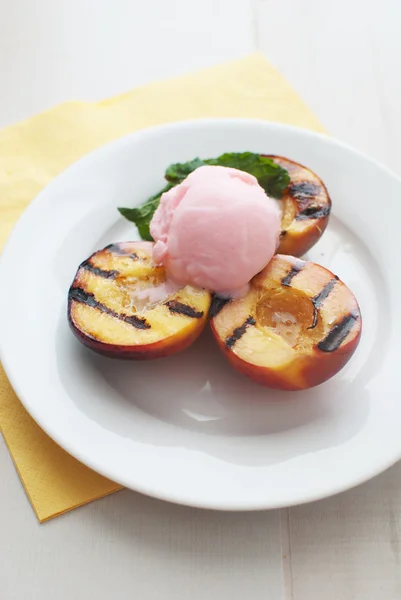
(0, 119), (400, 510)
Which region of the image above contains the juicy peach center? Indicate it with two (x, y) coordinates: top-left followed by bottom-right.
(117, 274), (169, 314)
(71, 244), (212, 348)
(281, 198), (296, 229)
(255, 288), (324, 350)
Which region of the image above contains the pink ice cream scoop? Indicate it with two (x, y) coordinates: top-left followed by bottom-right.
(150, 165), (281, 298)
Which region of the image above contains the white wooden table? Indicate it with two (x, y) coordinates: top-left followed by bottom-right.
(1, 1), (401, 598)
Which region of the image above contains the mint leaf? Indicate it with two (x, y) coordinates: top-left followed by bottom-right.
(117, 183), (174, 241)
(205, 152), (289, 198)
(164, 152), (289, 198)
(118, 153), (289, 240)
(165, 157), (205, 183)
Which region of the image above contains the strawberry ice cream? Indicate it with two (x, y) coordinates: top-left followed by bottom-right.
(150, 165), (281, 298)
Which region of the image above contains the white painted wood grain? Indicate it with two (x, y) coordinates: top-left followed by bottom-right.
(0, 0), (254, 128)
(287, 464), (401, 600)
(0, 3), (285, 599)
(256, 2), (401, 598)
(256, 0), (401, 173)
(0, 438), (283, 600)
(2, 1), (401, 599)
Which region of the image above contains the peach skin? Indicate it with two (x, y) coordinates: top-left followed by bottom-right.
(211, 255), (362, 391)
(68, 242), (211, 359)
(265, 156), (332, 257)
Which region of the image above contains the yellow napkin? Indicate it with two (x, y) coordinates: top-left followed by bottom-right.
(0, 54), (324, 522)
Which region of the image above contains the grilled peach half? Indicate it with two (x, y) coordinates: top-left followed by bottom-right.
(266, 156), (332, 257)
(211, 255), (361, 391)
(68, 241), (212, 359)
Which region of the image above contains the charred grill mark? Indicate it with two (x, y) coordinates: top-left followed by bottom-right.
(123, 314), (151, 329)
(69, 287), (151, 330)
(225, 316), (256, 349)
(288, 182), (321, 200)
(166, 300), (204, 319)
(281, 259), (305, 287)
(317, 312), (359, 352)
(80, 260), (119, 279)
(314, 277), (339, 307)
(105, 243), (138, 260)
(309, 277), (339, 329)
(209, 296), (230, 318)
(295, 205), (331, 221)
(69, 286), (98, 308)
(105, 243), (125, 254)
(288, 181), (331, 222)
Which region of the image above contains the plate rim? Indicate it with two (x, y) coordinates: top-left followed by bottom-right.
(1, 117), (401, 511)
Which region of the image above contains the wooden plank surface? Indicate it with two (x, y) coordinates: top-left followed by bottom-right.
(0, 3), (284, 600)
(257, 2), (401, 598)
(1, 0), (401, 598)
(0, 437), (283, 600)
